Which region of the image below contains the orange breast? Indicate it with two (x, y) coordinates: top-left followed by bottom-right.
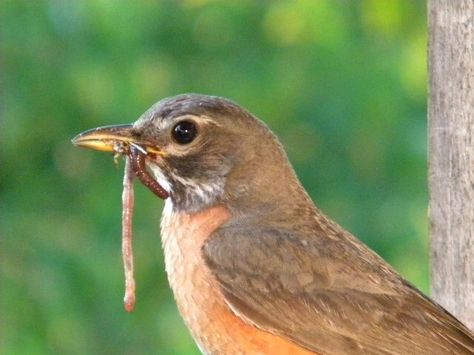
(160, 203), (316, 354)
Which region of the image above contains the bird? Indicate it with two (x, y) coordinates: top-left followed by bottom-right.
(73, 94), (474, 354)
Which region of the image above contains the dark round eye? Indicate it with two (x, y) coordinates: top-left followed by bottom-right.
(172, 121), (197, 144)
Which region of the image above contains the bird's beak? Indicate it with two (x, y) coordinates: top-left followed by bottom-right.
(72, 124), (164, 156)
(71, 124), (136, 153)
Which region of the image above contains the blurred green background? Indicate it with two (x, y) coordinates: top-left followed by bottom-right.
(1, 1), (427, 354)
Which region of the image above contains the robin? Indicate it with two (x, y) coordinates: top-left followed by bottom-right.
(73, 94), (474, 354)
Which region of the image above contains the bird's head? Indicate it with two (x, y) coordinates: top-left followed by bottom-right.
(73, 94), (302, 214)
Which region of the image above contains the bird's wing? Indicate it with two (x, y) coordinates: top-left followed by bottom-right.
(202, 225), (474, 355)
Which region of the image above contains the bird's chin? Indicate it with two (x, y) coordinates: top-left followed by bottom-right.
(149, 169), (226, 214)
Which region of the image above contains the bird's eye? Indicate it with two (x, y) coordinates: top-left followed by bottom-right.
(172, 121), (197, 144)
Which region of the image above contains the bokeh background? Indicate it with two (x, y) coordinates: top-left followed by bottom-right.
(1, 1), (427, 354)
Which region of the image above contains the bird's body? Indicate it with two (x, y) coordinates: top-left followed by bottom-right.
(73, 94), (474, 354)
(161, 204), (313, 354)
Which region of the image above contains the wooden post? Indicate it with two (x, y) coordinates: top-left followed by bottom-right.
(428, 0), (474, 330)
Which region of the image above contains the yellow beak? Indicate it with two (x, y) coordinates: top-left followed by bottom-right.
(72, 124), (165, 156)
(71, 124), (136, 153)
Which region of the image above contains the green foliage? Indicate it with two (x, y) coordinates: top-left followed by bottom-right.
(1, 1), (426, 354)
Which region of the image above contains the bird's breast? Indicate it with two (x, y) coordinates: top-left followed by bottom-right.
(160, 201), (316, 355)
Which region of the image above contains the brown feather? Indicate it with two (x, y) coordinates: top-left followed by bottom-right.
(203, 219), (474, 354)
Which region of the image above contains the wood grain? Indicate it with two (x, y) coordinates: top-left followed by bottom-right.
(428, 0), (474, 330)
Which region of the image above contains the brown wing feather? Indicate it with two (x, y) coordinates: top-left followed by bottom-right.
(203, 226), (474, 354)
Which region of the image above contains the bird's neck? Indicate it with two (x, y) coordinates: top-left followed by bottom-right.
(225, 156), (316, 220)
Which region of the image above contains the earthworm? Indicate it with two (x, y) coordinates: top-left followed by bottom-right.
(122, 156), (136, 312)
(120, 145), (168, 312)
(129, 146), (169, 199)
